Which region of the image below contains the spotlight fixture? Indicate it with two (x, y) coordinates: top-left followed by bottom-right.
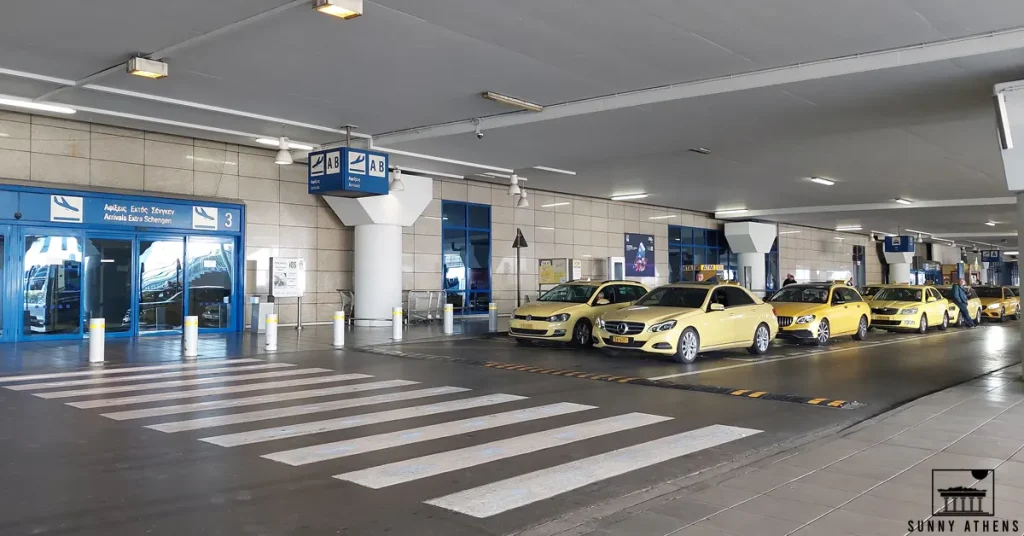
(517, 188), (530, 208)
(255, 138), (315, 151)
(507, 174), (521, 196)
(390, 167), (405, 192)
(985, 221), (997, 227)
(716, 209), (749, 217)
(274, 137), (293, 165)
(127, 57), (169, 79)
(610, 193), (648, 201)
(482, 91), (544, 112)
(313, 0), (363, 19)
(894, 198), (912, 205)
(0, 96), (75, 114)
(809, 177), (835, 186)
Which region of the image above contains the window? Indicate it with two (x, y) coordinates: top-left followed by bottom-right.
(441, 201), (491, 314)
(721, 286), (756, 307)
(539, 284), (596, 304)
(769, 285), (829, 304)
(875, 288), (923, 302)
(636, 287), (708, 308)
(613, 285), (645, 303)
(668, 225), (726, 283)
(838, 288), (863, 303)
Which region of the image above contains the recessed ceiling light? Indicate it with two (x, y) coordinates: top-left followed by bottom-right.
(482, 91), (544, 112)
(127, 57), (169, 79)
(810, 177), (835, 186)
(648, 215), (677, 220)
(541, 202), (571, 208)
(255, 138), (315, 151)
(779, 230), (801, 235)
(716, 209), (749, 216)
(610, 194), (648, 201)
(532, 166), (576, 175)
(894, 198), (912, 205)
(835, 225), (862, 231)
(313, 0), (363, 19)
(0, 96), (75, 114)
(985, 221), (997, 227)
(688, 147), (711, 155)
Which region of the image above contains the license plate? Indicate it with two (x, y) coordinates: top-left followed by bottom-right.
(524, 323), (537, 330)
(612, 336), (630, 344)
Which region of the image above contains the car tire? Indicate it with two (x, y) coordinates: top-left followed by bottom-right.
(955, 309), (965, 328)
(748, 323), (771, 355)
(918, 315), (928, 334)
(572, 320), (593, 347)
(939, 312), (949, 331)
(1000, 307), (1007, 323)
(674, 328), (700, 364)
(853, 316), (869, 341)
(1015, 306), (1021, 321)
(816, 319), (831, 346)
(975, 310), (982, 325)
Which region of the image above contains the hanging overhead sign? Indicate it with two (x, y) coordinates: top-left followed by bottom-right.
(884, 235), (915, 253)
(982, 250), (1002, 262)
(307, 147), (389, 197)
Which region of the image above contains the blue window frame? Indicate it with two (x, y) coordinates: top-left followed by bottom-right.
(441, 201), (491, 315)
(668, 226), (727, 283)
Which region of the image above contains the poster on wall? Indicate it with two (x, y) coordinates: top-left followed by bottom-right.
(269, 257), (306, 298)
(538, 259), (568, 285)
(624, 234), (655, 277)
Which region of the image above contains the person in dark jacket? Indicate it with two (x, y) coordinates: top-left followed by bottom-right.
(952, 278), (976, 328)
(782, 274), (797, 286)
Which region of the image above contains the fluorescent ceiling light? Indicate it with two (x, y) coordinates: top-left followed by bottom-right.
(1005, 251), (1019, 255)
(532, 166), (576, 175)
(126, 57), (169, 79)
(834, 237), (845, 240)
(537, 227), (555, 231)
(255, 137), (315, 151)
(779, 230), (801, 235)
(611, 193), (648, 201)
(541, 202), (571, 208)
(648, 215), (676, 220)
(0, 96), (75, 114)
(985, 221), (997, 227)
(716, 209), (749, 216)
(482, 91), (544, 112)
(835, 225), (862, 231)
(894, 198), (913, 205)
(870, 230), (895, 237)
(688, 147), (711, 155)
(100, 259), (116, 263)
(809, 177), (835, 186)
(313, 0), (363, 19)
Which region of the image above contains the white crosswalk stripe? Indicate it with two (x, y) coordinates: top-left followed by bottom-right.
(425, 424), (762, 518)
(200, 393), (528, 447)
(336, 413), (673, 489)
(34, 368), (331, 399)
(262, 402), (596, 466)
(0, 358), (263, 383)
(100, 380), (418, 420)
(5, 363), (296, 390)
(67, 374), (373, 409)
(147, 386), (470, 433)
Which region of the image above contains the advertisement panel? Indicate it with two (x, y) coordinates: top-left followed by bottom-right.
(624, 234), (655, 277)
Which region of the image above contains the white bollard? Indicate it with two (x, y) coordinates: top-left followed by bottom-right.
(265, 314), (278, 351)
(183, 316), (199, 358)
(488, 302), (498, 332)
(89, 318), (105, 364)
(333, 311), (346, 348)
(392, 306), (403, 341)
(443, 303), (454, 335)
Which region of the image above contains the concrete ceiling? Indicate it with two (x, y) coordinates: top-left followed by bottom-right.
(1, 0), (1023, 248)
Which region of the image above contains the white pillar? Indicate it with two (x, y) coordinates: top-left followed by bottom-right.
(392, 306), (403, 340)
(333, 311), (345, 347)
(889, 263), (912, 284)
(183, 316), (199, 358)
(725, 222), (777, 297)
(353, 223), (403, 327)
(89, 318), (105, 364)
(737, 252), (767, 295)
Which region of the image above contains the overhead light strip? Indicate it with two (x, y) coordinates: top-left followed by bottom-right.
(482, 91), (544, 112)
(540, 202), (571, 208)
(374, 146), (513, 174)
(531, 166), (577, 175)
(0, 95), (76, 114)
(715, 208), (749, 217)
(0, 67), (76, 86)
(394, 166), (464, 180)
(610, 194), (648, 201)
(255, 137), (316, 151)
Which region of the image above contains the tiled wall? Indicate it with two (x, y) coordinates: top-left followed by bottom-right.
(778, 224), (884, 285)
(0, 111), (352, 326)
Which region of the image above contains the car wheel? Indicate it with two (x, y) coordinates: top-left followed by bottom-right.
(955, 309), (964, 328)
(853, 316), (869, 341)
(1015, 306), (1021, 321)
(918, 315), (928, 334)
(1000, 307), (1007, 323)
(816, 319), (830, 346)
(674, 328), (700, 364)
(572, 320), (593, 347)
(748, 323), (771, 355)
(939, 312), (949, 331)
(975, 310), (982, 325)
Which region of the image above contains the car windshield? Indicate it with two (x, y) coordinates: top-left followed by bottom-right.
(538, 284), (598, 303)
(874, 288), (922, 302)
(1013, 288), (1020, 297)
(768, 286), (829, 304)
(635, 287), (708, 308)
(974, 287), (1004, 298)
(937, 288), (954, 299)
(862, 286), (882, 295)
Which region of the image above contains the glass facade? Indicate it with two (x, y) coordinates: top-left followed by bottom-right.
(442, 201), (492, 314)
(669, 225), (779, 291)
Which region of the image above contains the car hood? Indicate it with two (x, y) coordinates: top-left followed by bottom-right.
(868, 300), (921, 310)
(769, 302), (825, 317)
(602, 306), (701, 324)
(513, 302), (580, 317)
(977, 297), (1005, 306)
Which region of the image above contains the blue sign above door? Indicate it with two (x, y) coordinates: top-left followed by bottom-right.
(884, 235), (915, 253)
(0, 187), (242, 234)
(982, 250), (1002, 262)
(307, 147), (389, 197)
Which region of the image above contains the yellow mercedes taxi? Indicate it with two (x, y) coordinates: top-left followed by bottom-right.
(767, 282), (871, 345)
(509, 280), (649, 346)
(935, 285), (983, 327)
(974, 286), (1020, 322)
(593, 282), (778, 364)
(868, 285), (950, 332)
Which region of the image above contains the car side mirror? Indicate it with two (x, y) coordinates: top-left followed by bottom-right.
(709, 303), (725, 312)
(926, 296), (935, 302)
(832, 298), (845, 306)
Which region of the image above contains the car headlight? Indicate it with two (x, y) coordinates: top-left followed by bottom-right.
(988, 304), (1001, 310)
(900, 308), (918, 315)
(548, 313), (571, 322)
(795, 314), (815, 324)
(595, 317), (605, 329)
(649, 320), (677, 333)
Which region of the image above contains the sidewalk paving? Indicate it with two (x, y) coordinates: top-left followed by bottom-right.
(570, 365), (1024, 536)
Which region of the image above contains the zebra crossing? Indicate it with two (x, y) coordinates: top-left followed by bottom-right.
(0, 358), (762, 519)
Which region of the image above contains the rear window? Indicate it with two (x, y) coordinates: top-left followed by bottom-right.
(768, 286), (828, 304)
(874, 288), (922, 302)
(974, 287), (1003, 298)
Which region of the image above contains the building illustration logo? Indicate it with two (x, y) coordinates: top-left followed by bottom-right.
(193, 206), (218, 230)
(348, 151), (366, 174)
(909, 469), (1017, 533)
(50, 195), (83, 223)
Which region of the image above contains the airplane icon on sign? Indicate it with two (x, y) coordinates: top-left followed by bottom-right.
(194, 207), (215, 221)
(54, 197), (80, 212)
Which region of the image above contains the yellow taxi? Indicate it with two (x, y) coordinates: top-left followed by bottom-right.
(868, 285), (950, 332)
(509, 280), (649, 346)
(860, 285), (885, 300)
(768, 282), (871, 345)
(593, 282), (778, 363)
(974, 286), (1020, 322)
(935, 285), (982, 327)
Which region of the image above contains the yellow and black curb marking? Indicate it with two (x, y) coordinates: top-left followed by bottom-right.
(356, 347), (864, 410)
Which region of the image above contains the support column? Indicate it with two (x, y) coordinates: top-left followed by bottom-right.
(889, 263), (911, 284)
(883, 236), (916, 284)
(1018, 192), (1024, 379)
(725, 222), (777, 297)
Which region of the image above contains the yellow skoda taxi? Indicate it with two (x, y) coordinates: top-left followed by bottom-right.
(868, 285), (950, 332)
(509, 280), (649, 346)
(593, 283), (778, 364)
(935, 285), (982, 327)
(974, 286), (1020, 322)
(768, 282), (871, 345)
